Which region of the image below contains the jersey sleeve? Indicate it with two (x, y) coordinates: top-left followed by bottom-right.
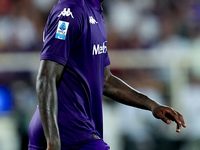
(104, 54), (110, 67)
(104, 42), (110, 67)
(41, 5), (84, 66)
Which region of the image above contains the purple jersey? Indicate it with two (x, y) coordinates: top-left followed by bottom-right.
(28, 0), (110, 149)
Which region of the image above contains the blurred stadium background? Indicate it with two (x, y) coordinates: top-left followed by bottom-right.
(0, 0), (200, 150)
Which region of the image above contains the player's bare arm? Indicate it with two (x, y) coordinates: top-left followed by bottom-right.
(36, 60), (64, 150)
(103, 66), (186, 132)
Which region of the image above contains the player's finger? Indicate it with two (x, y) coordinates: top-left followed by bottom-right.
(176, 124), (181, 133)
(176, 111), (186, 128)
(157, 111), (171, 124)
(166, 109), (182, 125)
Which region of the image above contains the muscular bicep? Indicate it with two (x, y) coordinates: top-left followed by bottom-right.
(37, 60), (64, 83)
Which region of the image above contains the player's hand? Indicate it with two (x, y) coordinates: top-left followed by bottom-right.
(152, 105), (186, 132)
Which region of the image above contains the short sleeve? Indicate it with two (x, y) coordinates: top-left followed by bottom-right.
(41, 5), (84, 66)
(104, 54), (110, 67)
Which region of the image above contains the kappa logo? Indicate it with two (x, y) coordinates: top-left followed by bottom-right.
(58, 8), (74, 18)
(89, 16), (98, 24)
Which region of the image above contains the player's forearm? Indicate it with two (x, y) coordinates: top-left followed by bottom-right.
(36, 77), (61, 148)
(103, 74), (160, 111)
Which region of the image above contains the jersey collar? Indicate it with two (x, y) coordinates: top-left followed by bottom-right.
(87, 0), (102, 10)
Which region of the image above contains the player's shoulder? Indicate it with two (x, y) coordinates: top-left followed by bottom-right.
(52, 0), (86, 18)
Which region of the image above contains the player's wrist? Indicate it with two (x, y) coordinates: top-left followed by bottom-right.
(148, 99), (161, 112)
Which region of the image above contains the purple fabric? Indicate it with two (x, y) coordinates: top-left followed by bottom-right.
(79, 140), (110, 150)
(28, 106), (46, 150)
(28, 0), (110, 149)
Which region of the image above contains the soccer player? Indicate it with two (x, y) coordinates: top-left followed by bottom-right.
(28, 0), (186, 150)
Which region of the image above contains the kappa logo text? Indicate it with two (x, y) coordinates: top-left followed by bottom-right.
(93, 41), (107, 55)
(89, 16), (98, 24)
(58, 8), (74, 18)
